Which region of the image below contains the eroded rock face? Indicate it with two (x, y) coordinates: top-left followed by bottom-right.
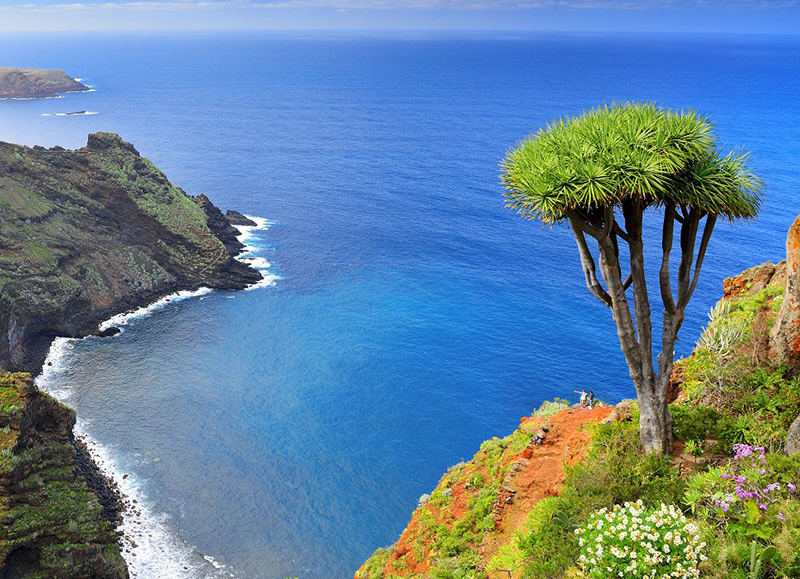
(769, 214), (800, 366)
(0, 371), (128, 578)
(0, 133), (261, 373)
(723, 261), (786, 301)
(786, 415), (800, 456)
(0, 67), (89, 99)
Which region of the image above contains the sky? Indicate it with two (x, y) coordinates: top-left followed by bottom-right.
(0, 0), (798, 33)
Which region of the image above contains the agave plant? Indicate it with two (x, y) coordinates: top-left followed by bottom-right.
(697, 300), (746, 358)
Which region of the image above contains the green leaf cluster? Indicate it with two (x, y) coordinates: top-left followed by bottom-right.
(501, 102), (763, 223)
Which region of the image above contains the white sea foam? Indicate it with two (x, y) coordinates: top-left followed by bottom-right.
(36, 337), (79, 399)
(0, 95), (64, 101)
(233, 215), (280, 290)
(42, 111), (99, 117)
(71, 431), (238, 579)
(98, 287), (213, 332)
(37, 325), (239, 579)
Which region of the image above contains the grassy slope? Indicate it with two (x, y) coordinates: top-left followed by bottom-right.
(0, 371), (127, 578)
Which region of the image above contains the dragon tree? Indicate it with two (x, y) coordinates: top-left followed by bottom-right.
(501, 103), (763, 453)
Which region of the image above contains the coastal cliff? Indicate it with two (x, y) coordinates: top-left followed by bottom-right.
(356, 405), (615, 578)
(358, 235), (800, 578)
(0, 132), (261, 373)
(0, 132), (261, 577)
(0, 371), (127, 578)
(0, 68), (89, 99)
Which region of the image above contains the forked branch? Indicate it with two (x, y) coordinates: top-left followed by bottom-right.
(660, 201), (677, 315)
(570, 216), (612, 307)
(680, 213), (717, 310)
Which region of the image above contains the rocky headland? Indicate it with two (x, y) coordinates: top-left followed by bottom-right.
(0, 132), (261, 374)
(0, 68), (89, 99)
(0, 132), (261, 577)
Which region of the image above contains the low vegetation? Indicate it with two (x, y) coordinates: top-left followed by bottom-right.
(488, 267), (800, 579)
(0, 371), (127, 578)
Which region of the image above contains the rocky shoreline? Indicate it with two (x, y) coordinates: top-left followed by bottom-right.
(0, 132), (262, 375)
(74, 435), (125, 529)
(0, 132), (263, 577)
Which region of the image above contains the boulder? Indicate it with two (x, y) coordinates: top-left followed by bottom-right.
(601, 400), (633, 424)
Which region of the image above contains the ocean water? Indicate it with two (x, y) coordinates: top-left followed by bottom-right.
(1, 32), (799, 578)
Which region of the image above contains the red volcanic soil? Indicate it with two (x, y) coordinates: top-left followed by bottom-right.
(356, 405), (613, 578)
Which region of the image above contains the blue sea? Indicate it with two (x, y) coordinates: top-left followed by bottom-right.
(1, 32), (799, 579)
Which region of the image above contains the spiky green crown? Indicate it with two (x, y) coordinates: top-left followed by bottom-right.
(501, 103), (763, 224)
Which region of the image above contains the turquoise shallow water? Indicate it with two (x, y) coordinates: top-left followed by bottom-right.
(2, 32), (799, 578)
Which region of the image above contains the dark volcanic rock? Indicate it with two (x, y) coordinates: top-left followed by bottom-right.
(0, 67), (89, 99)
(195, 194), (247, 256)
(0, 132), (262, 373)
(74, 436), (124, 526)
(225, 209), (257, 227)
(95, 326), (122, 338)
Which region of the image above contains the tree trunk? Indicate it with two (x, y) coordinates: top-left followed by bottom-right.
(636, 372), (672, 454)
(568, 204), (717, 455)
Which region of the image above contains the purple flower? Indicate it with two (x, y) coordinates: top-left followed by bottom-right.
(760, 469), (767, 475)
(778, 511), (786, 522)
(720, 473), (731, 479)
(789, 482), (797, 493)
(758, 504), (768, 511)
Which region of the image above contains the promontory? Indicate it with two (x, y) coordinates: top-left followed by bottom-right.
(0, 67), (89, 99)
(0, 132), (261, 578)
(0, 132), (262, 373)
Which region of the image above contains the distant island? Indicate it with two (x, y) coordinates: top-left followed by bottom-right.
(0, 67), (89, 99)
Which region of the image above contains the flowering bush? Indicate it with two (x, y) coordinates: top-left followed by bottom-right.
(575, 500), (706, 579)
(686, 443), (799, 541)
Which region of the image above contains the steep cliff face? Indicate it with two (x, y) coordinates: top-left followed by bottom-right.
(0, 68), (88, 99)
(0, 132), (261, 372)
(770, 213), (800, 365)
(0, 371), (127, 578)
(357, 217), (800, 579)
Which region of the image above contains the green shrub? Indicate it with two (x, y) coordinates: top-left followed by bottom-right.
(517, 497), (581, 579)
(561, 420), (685, 515)
(671, 403), (719, 443)
(533, 398), (570, 417)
